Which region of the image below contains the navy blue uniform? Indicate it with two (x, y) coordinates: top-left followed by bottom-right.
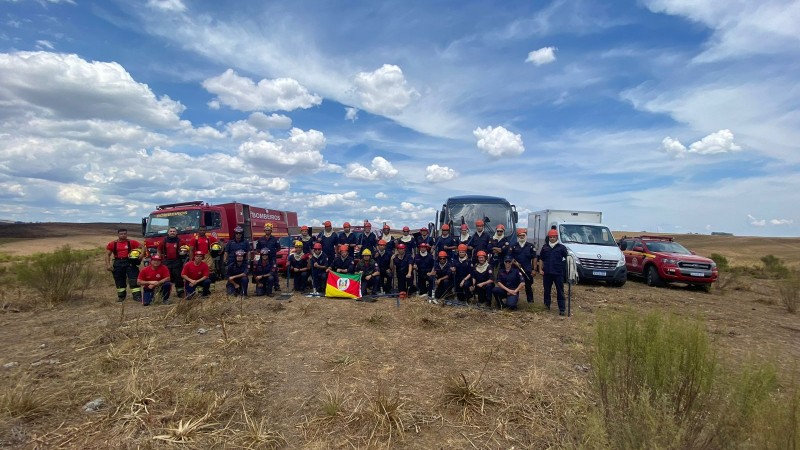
(316, 232), (338, 262)
(251, 258), (274, 296)
(355, 258), (380, 295)
(468, 232), (491, 261)
(297, 235), (314, 254)
(414, 252), (435, 296)
(435, 234), (457, 261)
(226, 260), (249, 296)
(396, 236), (415, 255)
(510, 241), (536, 303)
(538, 243), (569, 312)
(392, 251), (414, 293)
(374, 248), (393, 293)
(453, 256), (473, 301)
(330, 255), (354, 274)
(309, 252), (329, 294)
(493, 266), (524, 310)
(224, 238), (250, 265)
(359, 232), (377, 255)
(338, 232), (358, 258)
(470, 264), (494, 304)
(288, 252), (309, 291)
(432, 260), (453, 299)
(254, 235), (280, 289)
(415, 234), (434, 255)
(488, 235), (510, 267)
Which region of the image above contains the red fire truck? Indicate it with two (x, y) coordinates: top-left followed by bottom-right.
(141, 201), (298, 251)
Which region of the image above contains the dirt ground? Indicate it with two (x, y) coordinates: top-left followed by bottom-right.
(1, 225), (799, 448)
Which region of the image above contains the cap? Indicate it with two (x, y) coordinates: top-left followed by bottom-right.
(150, 254), (162, 261)
(517, 228), (527, 236)
(547, 229), (558, 237)
(441, 224), (450, 230)
(313, 243), (322, 250)
(397, 243), (406, 249)
(402, 226), (410, 232)
(378, 239), (387, 245)
(457, 244), (467, 251)
(496, 224), (505, 231)
(324, 221), (332, 227)
(475, 220), (484, 226)
(343, 222), (351, 228)
(438, 251), (448, 258)
(476, 250), (487, 258)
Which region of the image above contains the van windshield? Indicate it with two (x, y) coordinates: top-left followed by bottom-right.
(145, 209), (201, 237)
(448, 202), (514, 233)
(558, 224), (616, 246)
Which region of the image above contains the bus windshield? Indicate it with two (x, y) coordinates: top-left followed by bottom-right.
(145, 209), (201, 237)
(448, 202), (514, 232)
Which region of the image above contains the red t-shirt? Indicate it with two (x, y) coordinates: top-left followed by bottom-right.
(192, 235), (218, 255)
(106, 239), (141, 259)
(182, 261), (209, 280)
(138, 264), (170, 282)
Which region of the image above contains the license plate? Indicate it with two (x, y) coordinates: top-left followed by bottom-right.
(592, 271), (607, 276)
(690, 272), (704, 277)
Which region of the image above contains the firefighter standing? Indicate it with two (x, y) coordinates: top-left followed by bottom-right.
(315, 221), (338, 263)
(538, 228), (569, 315)
(338, 222), (358, 257)
(509, 228), (536, 305)
(375, 239), (393, 294)
(159, 227), (185, 298)
(413, 242), (434, 298)
(453, 244), (473, 302)
(468, 220), (490, 262)
(391, 243), (413, 294)
(105, 228), (143, 303)
(255, 223), (281, 291)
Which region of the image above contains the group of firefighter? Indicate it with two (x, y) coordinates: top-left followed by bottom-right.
(106, 219), (570, 315)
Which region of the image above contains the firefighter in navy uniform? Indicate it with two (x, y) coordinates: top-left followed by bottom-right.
(105, 228), (143, 303)
(413, 242), (434, 298)
(469, 251), (494, 306)
(355, 249), (380, 295)
(453, 244), (473, 302)
(359, 222), (377, 255)
(329, 244), (355, 274)
(396, 226), (415, 256)
(309, 243), (329, 295)
(378, 224), (394, 253)
(255, 223), (281, 291)
(509, 228), (537, 305)
(415, 227), (434, 254)
(493, 256), (525, 310)
(431, 251), (453, 303)
(375, 239), (393, 294)
(251, 248), (274, 296)
(223, 226), (250, 266)
(434, 224), (457, 262)
(538, 228), (569, 315)
(159, 227), (185, 298)
(468, 220), (491, 262)
(455, 224), (471, 258)
(391, 243), (414, 294)
(298, 225), (314, 254)
(338, 222), (358, 258)
(288, 241), (309, 292)
(226, 250), (249, 296)
(488, 224), (511, 272)
(316, 221), (338, 262)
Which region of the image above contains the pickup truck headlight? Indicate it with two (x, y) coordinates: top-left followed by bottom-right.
(661, 257), (678, 265)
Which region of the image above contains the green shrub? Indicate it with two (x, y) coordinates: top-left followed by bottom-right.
(761, 254), (790, 279)
(710, 253), (729, 271)
(589, 310), (781, 448)
(14, 245), (99, 304)
(779, 273), (800, 313)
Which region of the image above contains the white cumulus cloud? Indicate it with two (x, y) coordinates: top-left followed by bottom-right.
(770, 218), (793, 225)
(308, 191), (360, 208)
(425, 164), (457, 183)
(345, 107), (359, 122)
(352, 64), (419, 116)
(58, 184), (100, 205)
(238, 128), (332, 171)
(660, 129), (741, 158)
(202, 69), (322, 112)
(525, 46), (557, 65)
(473, 126), (525, 158)
(375, 192), (388, 199)
(345, 156), (399, 181)
(747, 214), (766, 226)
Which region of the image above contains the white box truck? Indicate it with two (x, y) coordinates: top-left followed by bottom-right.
(529, 210), (626, 286)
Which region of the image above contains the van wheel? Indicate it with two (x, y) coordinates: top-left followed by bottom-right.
(610, 280), (626, 287)
(646, 266), (663, 287)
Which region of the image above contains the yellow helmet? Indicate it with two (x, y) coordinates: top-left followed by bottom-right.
(129, 248), (142, 259)
(361, 248), (372, 256)
(210, 242), (222, 251)
(294, 240), (303, 248)
(179, 244), (191, 255)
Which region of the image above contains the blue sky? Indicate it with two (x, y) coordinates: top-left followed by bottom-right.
(1, 0), (798, 236)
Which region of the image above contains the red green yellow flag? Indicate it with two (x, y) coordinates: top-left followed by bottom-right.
(325, 272), (362, 299)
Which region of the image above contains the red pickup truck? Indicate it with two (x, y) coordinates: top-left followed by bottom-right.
(617, 235), (718, 291)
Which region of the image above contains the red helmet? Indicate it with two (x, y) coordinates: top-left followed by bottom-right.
(402, 226), (410, 232)
(517, 228), (527, 236)
(460, 224), (468, 230)
(383, 224), (390, 230)
(313, 243), (322, 250)
(339, 244), (349, 252)
(475, 220), (484, 226)
(194, 251), (204, 257)
(343, 222), (351, 228)
(496, 224), (505, 231)
(438, 251), (448, 258)
(324, 221), (332, 227)
(420, 227), (428, 233)
(547, 229), (558, 237)
(397, 243), (406, 249)
(441, 224), (450, 230)
(457, 244), (467, 252)
(378, 239), (387, 245)
(476, 250), (487, 258)
(150, 254), (162, 261)
(301, 225), (309, 231)
(419, 243), (429, 249)
(364, 222), (371, 228)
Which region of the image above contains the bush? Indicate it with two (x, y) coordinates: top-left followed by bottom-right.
(761, 254), (790, 279)
(14, 245), (99, 305)
(710, 253), (729, 271)
(779, 273), (800, 313)
(589, 310), (781, 448)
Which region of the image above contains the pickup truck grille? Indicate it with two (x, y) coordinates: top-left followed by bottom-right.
(678, 261), (712, 270)
(578, 258), (617, 270)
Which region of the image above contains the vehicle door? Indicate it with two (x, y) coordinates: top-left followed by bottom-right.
(628, 239), (646, 275)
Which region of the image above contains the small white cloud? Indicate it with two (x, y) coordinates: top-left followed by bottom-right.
(35, 40), (54, 50)
(770, 218), (793, 225)
(202, 69), (322, 112)
(346, 156), (399, 181)
(525, 46), (557, 65)
(375, 192), (388, 199)
(747, 214), (766, 226)
(238, 128), (330, 170)
(247, 112), (291, 130)
(147, 0), (186, 12)
(473, 126), (525, 158)
(660, 129), (741, 158)
(58, 184), (100, 205)
(352, 64), (419, 116)
(308, 191), (360, 208)
(345, 107), (359, 122)
(425, 164), (457, 183)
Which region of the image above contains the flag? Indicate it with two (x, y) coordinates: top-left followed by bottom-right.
(326, 272), (362, 299)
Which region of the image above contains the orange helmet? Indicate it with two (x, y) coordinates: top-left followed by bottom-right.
(324, 221), (332, 227)
(441, 224), (450, 230)
(343, 222), (351, 228)
(378, 239), (387, 245)
(476, 250), (487, 258)
(397, 243), (406, 249)
(438, 251), (448, 258)
(460, 224), (468, 230)
(496, 224), (505, 231)
(457, 244), (467, 252)
(547, 229), (558, 237)
(475, 220), (484, 226)
(339, 244), (349, 252)
(517, 228), (527, 236)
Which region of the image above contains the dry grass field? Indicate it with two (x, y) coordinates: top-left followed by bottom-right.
(1, 224), (799, 449)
